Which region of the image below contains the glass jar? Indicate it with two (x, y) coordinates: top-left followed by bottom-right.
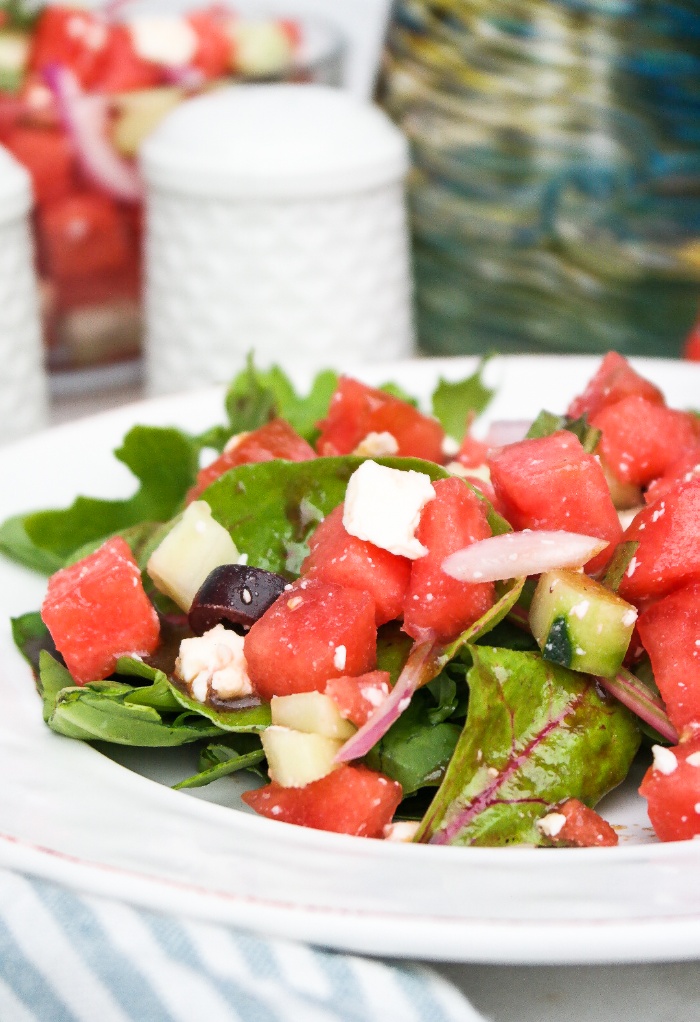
(0, 1), (344, 391)
(383, 0), (700, 358)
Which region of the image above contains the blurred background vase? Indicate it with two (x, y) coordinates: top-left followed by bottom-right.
(383, 0), (700, 358)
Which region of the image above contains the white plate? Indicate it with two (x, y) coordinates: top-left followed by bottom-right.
(3, 354), (700, 966)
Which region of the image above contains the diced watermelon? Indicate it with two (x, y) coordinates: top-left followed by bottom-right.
(636, 582), (700, 737)
(487, 431), (622, 575)
(301, 505), (411, 626)
(41, 536), (160, 686)
(617, 478), (700, 603)
(187, 418), (316, 502)
(5, 126), (75, 206)
(566, 351), (664, 421)
(403, 477), (494, 642)
(325, 671), (391, 728)
(187, 11), (230, 79)
(91, 24), (162, 93)
(241, 764), (402, 837)
(592, 395), (700, 486)
(644, 450), (700, 506)
(244, 577), (377, 702)
(316, 376), (445, 463)
(29, 7), (109, 88)
(639, 739), (700, 842)
(38, 192), (131, 280)
(544, 799), (618, 847)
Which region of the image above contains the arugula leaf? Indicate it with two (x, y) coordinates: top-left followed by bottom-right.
(376, 623), (413, 685)
(38, 650), (73, 722)
(20, 426), (198, 564)
(223, 356), (338, 443)
(602, 541), (639, 592)
(174, 738), (266, 789)
(202, 456), (450, 576)
(417, 646), (640, 846)
(431, 362), (494, 441)
(526, 411), (601, 454)
(11, 611), (57, 676)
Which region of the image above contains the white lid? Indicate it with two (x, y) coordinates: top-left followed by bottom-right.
(140, 84), (409, 199)
(0, 146), (32, 223)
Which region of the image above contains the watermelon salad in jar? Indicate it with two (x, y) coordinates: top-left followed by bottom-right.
(0, 1), (335, 382)
(4, 351), (700, 847)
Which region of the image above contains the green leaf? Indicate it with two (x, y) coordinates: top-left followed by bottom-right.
(364, 692), (462, 795)
(38, 650), (74, 722)
(168, 682), (271, 732)
(223, 356), (338, 443)
(376, 623), (413, 685)
(174, 743), (266, 789)
(22, 426), (199, 563)
(602, 541), (639, 593)
(113, 657), (182, 713)
(11, 611), (55, 677)
(526, 411), (601, 454)
(431, 362), (494, 441)
(202, 456), (450, 576)
(417, 646), (640, 846)
(0, 514), (64, 574)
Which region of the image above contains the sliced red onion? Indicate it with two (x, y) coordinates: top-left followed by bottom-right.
(162, 64), (206, 90)
(443, 530), (608, 583)
(44, 64), (142, 202)
(483, 420), (532, 448)
(335, 639), (438, 763)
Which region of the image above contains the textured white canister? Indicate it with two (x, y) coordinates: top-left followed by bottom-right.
(141, 85), (413, 394)
(0, 147), (46, 444)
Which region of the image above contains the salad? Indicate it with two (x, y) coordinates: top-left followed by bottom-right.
(3, 352), (700, 848)
(0, 2), (304, 373)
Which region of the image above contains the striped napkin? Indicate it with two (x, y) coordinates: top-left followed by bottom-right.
(0, 869), (485, 1022)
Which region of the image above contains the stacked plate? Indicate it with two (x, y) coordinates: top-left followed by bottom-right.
(383, 0), (700, 356)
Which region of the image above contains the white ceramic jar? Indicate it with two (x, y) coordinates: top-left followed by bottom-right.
(0, 147), (46, 444)
(141, 84), (413, 394)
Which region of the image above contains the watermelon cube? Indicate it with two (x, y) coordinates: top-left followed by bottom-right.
(566, 351), (664, 421)
(243, 577), (377, 703)
(403, 477), (494, 643)
(637, 581), (700, 737)
(301, 505), (411, 626)
(488, 430), (622, 574)
(618, 478), (700, 603)
(592, 395), (700, 486)
(41, 536), (160, 686)
(325, 671), (391, 728)
(242, 764), (403, 837)
(315, 376), (445, 463)
(639, 740), (700, 842)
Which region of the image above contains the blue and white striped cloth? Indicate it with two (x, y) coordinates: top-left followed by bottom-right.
(0, 870), (485, 1022)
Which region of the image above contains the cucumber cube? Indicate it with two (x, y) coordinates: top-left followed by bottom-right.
(529, 569), (637, 678)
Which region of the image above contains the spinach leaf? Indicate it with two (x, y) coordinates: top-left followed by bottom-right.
(12, 611), (58, 677)
(17, 426), (198, 566)
(431, 362), (494, 441)
(202, 456), (450, 576)
(417, 646), (640, 846)
(364, 692), (462, 795)
(38, 651), (223, 745)
(0, 516), (63, 575)
(168, 683), (271, 732)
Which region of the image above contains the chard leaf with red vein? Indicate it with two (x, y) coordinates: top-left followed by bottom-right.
(416, 646), (640, 846)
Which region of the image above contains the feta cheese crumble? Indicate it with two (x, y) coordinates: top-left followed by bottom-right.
(352, 432), (399, 458)
(129, 16), (198, 67)
(536, 812), (566, 839)
(175, 624), (253, 703)
(343, 460), (436, 559)
(333, 645), (347, 671)
(652, 745), (678, 775)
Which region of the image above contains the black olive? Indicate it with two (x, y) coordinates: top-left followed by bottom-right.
(188, 564), (288, 635)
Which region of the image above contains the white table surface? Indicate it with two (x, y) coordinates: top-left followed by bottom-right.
(49, 380), (700, 1022)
